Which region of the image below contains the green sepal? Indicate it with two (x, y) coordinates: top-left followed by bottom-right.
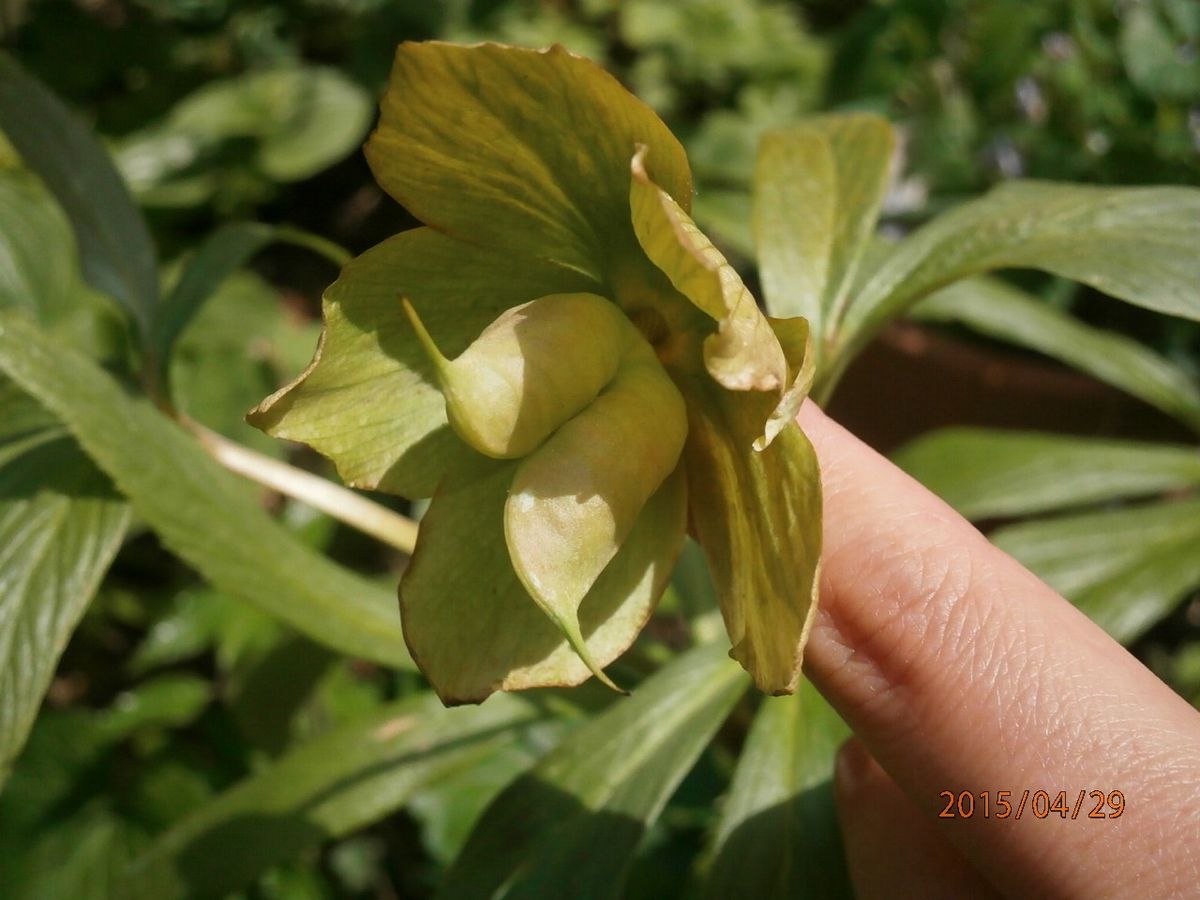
(366, 42), (692, 281)
(757, 315), (816, 451)
(630, 147), (789, 418)
(247, 227), (595, 498)
(683, 384), (822, 695)
(400, 457), (687, 705)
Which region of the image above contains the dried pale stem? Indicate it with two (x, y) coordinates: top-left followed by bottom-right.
(184, 418), (419, 555)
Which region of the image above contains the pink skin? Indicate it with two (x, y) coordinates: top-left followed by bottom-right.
(798, 402), (1200, 898)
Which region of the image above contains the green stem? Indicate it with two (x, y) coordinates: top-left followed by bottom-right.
(183, 417), (419, 554)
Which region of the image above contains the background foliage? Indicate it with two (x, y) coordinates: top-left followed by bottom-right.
(1, 1), (1197, 897)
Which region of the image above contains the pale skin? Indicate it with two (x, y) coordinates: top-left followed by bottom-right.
(797, 402), (1200, 898)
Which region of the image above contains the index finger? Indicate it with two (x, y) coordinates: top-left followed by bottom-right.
(799, 402), (1200, 897)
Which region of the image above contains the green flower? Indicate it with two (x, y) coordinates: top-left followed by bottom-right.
(250, 42), (821, 705)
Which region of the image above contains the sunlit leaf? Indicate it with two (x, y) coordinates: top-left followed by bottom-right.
(118, 693), (549, 899)
(841, 181), (1200, 359)
(683, 385), (822, 695)
(443, 640), (748, 899)
(367, 42), (691, 280)
(993, 498), (1200, 643)
(896, 428), (1200, 520)
(0, 380), (129, 785)
(754, 114), (894, 366)
(0, 52), (157, 338)
(912, 278), (1200, 433)
(249, 227), (596, 498)
(705, 682), (852, 900)
(401, 457), (686, 704)
(0, 312), (413, 667)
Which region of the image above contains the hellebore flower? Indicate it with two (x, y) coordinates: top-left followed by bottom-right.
(249, 42), (822, 705)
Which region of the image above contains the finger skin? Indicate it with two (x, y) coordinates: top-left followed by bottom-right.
(835, 737), (1001, 900)
(799, 402), (1200, 898)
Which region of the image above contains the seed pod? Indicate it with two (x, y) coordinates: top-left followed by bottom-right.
(403, 293), (628, 459)
(407, 290), (689, 688)
(506, 348), (687, 687)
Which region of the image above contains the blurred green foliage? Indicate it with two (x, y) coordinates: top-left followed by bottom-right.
(0, 1), (1197, 897)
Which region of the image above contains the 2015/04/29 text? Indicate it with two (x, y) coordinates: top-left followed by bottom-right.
(938, 790), (1125, 820)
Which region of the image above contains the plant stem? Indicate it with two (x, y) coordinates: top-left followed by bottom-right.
(184, 418), (419, 554)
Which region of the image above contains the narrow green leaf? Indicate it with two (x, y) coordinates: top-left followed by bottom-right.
(754, 114), (895, 366)
(169, 269), (318, 457)
(993, 498), (1200, 643)
(754, 128), (833, 331)
(896, 428), (1200, 520)
(841, 181), (1200, 358)
(442, 641), (749, 900)
(912, 278), (1200, 433)
(0, 380), (129, 785)
(705, 682), (852, 900)
(0, 171), (79, 316)
(0, 53), (158, 337)
(0, 168), (130, 366)
(118, 693), (548, 899)
(0, 311), (413, 668)
(154, 222), (349, 381)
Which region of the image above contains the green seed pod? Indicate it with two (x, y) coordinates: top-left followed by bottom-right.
(407, 290), (688, 688)
(506, 348), (687, 687)
(403, 293), (628, 459)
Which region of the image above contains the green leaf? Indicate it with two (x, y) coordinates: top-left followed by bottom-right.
(98, 674), (212, 743)
(117, 693), (547, 899)
(0, 170), (80, 316)
(0, 311), (412, 668)
(153, 222), (348, 382)
(366, 42), (691, 280)
(993, 498), (1200, 643)
(840, 182), (1200, 359)
(443, 640), (749, 899)
(632, 147), (788, 402)
(754, 114), (895, 368)
(0, 52), (158, 337)
(170, 270), (318, 457)
(1120, 5), (1200, 100)
(896, 428), (1200, 520)
(705, 682), (852, 900)
(683, 386), (822, 695)
(249, 226), (596, 498)
(401, 457), (686, 704)
(408, 722), (568, 866)
(117, 66), (373, 203)
(0, 380), (129, 784)
(912, 278), (1200, 433)
(0, 169), (129, 365)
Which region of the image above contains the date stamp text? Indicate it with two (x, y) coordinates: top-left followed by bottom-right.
(937, 790), (1125, 820)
